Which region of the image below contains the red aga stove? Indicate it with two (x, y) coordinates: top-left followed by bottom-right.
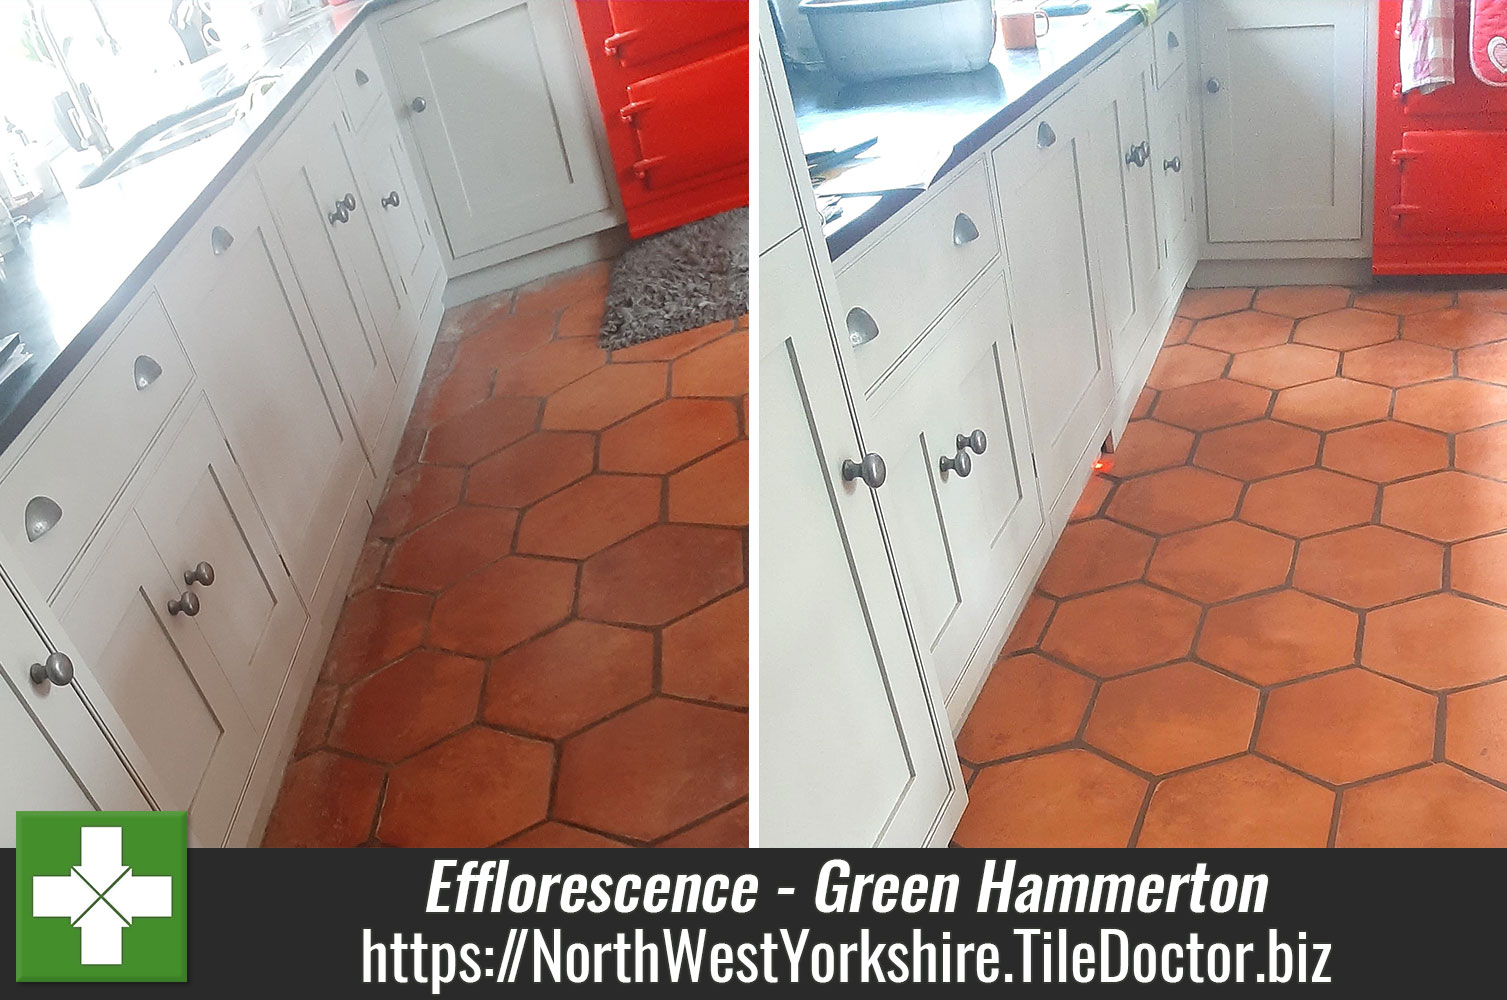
(575, 1), (749, 239)
(1376, 0), (1507, 274)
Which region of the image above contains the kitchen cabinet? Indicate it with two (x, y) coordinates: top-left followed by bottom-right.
(994, 92), (1114, 513)
(758, 26), (964, 848)
(354, 105), (436, 351)
(1082, 35), (1164, 381)
(1152, 61), (1198, 267)
(155, 173), (369, 600)
(259, 81), (398, 458)
(1197, 0), (1367, 243)
(382, 0), (616, 259)
(0, 560), (149, 845)
(868, 277), (1043, 715)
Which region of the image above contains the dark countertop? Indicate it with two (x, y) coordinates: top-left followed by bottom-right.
(0, 0), (393, 456)
(788, 1), (1159, 261)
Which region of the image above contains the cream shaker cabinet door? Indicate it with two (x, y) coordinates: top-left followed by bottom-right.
(155, 173), (367, 599)
(355, 108), (435, 358)
(383, 0), (615, 257)
(133, 397), (307, 728)
(995, 99), (1114, 513)
(1152, 63), (1198, 269)
(1197, 0), (1367, 243)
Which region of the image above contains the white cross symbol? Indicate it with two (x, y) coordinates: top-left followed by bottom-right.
(31, 826), (173, 965)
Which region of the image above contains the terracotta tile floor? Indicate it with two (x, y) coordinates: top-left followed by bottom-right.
(262, 262), (749, 848)
(955, 285), (1507, 848)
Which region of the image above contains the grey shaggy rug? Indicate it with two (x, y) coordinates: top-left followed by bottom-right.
(599, 208), (749, 349)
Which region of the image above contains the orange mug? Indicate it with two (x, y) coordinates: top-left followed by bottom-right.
(1000, 5), (1050, 49)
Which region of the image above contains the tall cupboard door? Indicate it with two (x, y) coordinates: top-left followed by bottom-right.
(758, 34), (962, 848)
(1197, 0), (1367, 242)
(994, 96), (1114, 513)
(383, 0), (615, 257)
(868, 277), (1043, 711)
(156, 173), (367, 599)
(1152, 64), (1198, 268)
(355, 109), (436, 348)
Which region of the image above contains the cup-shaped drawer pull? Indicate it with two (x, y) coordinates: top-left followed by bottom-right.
(354, 67), (370, 86)
(210, 225), (234, 255)
(953, 212), (981, 246)
(1037, 121), (1057, 149)
(846, 307), (880, 348)
(133, 354), (163, 390)
(1167, 30), (1180, 50)
(24, 496), (62, 542)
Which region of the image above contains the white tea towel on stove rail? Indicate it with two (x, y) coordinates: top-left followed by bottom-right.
(1403, 0), (1456, 94)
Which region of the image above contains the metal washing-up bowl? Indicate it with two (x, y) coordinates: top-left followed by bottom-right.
(797, 0), (997, 82)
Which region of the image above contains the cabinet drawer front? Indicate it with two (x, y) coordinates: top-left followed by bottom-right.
(335, 29), (385, 131)
(1153, 5), (1188, 89)
(837, 161), (999, 392)
(0, 294), (191, 596)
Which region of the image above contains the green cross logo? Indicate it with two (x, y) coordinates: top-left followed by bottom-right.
(15, 812), (187, 982)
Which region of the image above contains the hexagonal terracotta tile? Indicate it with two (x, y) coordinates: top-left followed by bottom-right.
(1403, 307), (1507, 349)
(1239, 468), (1377, 537)
(378, 728), (554, 847)
(322, 587), (432, 684)
(556, 295), (608, 340)
(1189, 311), (1292, 353)
(422, 395), (540, 466)
(515, 475), (661, 559)
(1146, 344), (1230, 389)
(1270, 378), (1392, 431)
(1452, 533), (1507, 605)
(1396, 379), (1507, 433)
(1341, 339), (1454, 387)
(1335, 764), (1507, 847)
(1456, 424), (1507, 481)
(1229, 343), (1339, 389)
(1036, 520), (1154, 597)
(673, 330), (748, 397)
(1382, 472), (1507, 542)
(658, 802), (749, 847)
(579, 524), (744, 626)
(293, 682), (338, 757)
(1255, 285), (1352, 318)
(1197, 590), (1358, 685)
(1108, 420), (1194, 477)
(1292, 308), (1396, 351)
(1353, 289), (1453, 315)
(492, 337), (606, 396)
(1177, 287), (1254, 319)
(1137, 756), (1334, 847)
(1002, 593), (1055, 655)
(504, 823), (627, 848)
(600, 398), (740, 474)
(1148, 522), (1294, 603)
(451, 312), (555, 371)
(419, 361), (494, 426)
(1257, 669), (1435, 784)
(661, 589), (749, 707)
(953, 749), (1146, 847)
(1105, 466), (1241, 534)
(1163, 317), (1193, 345)
(329, 651), (485, 763)
(956, 653), (1094, 763)
(1322, 421), (1448, 482)
(1457, 289), (1507, 311)
(1458, 340), (1507, 384)
(482, 621), (654, 738)
(512, 261), (609, 315)
(465, 431), (595, 508)
(554, 699), (748, 842)
(428, 556), (577, 656)
(1086, 662), (1257, 774)
(1293, 525), (1443, 608)
(541, 363), (667, 430)
(1445, 681), (1507, 785)
(372, 463), (465, 538)
(1071, 473), (1113, 520)
(668, 441), (749, 526)
(381, 506), (518, 592)
(1194, 420), (1319, 481)
(1041, 584), (1200, 677)
(1364, 593), (1507, 689)
(261, 751), (385, 847)
(1151, 379), (1272, 431)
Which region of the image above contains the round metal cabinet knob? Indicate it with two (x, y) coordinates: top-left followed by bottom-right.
(939, 450), (973, 478)
(956, 429), (988, 455)
(342, 193), (357, 212)
(184, 561), (215, 587)
(381, 190), (401, 208)
(841, 453), (887, 490)
(29, 652), (74, 687)
(1206, 78), (1222, 94)
(167, 591), (201, 617)
(328, 202), (349, 225)
(1164, 156), (1183, 173)
(411, 96), (428, 113)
